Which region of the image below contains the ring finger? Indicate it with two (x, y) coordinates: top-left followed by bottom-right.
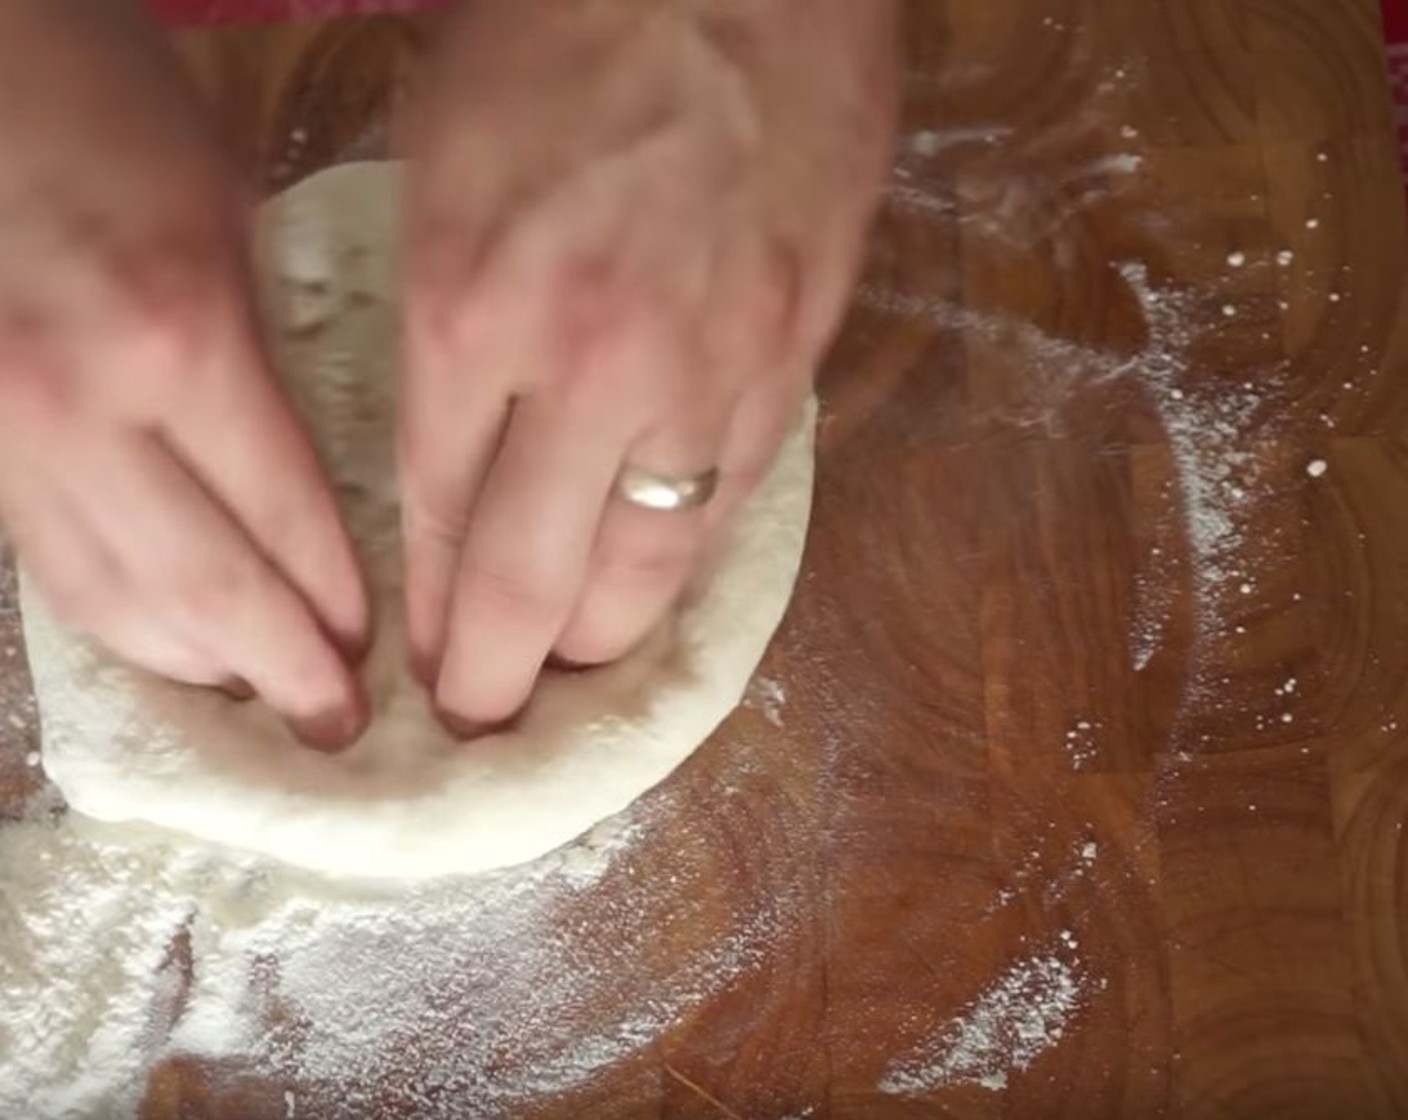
(553, 401), (731, 667)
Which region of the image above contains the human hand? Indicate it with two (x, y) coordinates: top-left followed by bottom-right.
(0, 3), (370, 749)
(401, 0), (898, 732)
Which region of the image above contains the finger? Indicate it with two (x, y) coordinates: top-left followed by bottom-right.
(434, 393), (624, 729)
(691, 371), (811, 591)
(79, 435), (368, 750)
(708, 369), (812, 537)
(632, 233), (802, 595)
(683, 226), (806, 534)
(155, 314), (371, 661)
(552, 225), (800, 665)
(398, 244), (521, 686)
(0, 480), (227, 686)
(553, 402), (729, 667)
(398, 370), (510, 688)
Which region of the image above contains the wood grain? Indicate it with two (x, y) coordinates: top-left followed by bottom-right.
(2, 0), (1406, 1115)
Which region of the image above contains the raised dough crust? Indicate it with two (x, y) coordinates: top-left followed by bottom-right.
(20, 162), (815, 881)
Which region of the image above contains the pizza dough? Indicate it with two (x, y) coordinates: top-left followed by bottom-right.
(19, 161), (815, 881)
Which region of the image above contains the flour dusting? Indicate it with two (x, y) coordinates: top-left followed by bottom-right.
(858, 254), (1287, 687)
(1063, 720), (1099, 771)
(879, 952), (1086, 1094)
(745, 674), (788, 727)
(0, 776), (795, 1118)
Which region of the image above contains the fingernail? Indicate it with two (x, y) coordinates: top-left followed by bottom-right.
(292, 700), (367, 753)
(434, 706), (513, 741)
(334, 622), (375, 669)
(544, 652), (593, 674)
(216, 677), (256, 702)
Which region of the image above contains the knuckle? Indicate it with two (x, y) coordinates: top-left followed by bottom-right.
(595, 535), (694, 588)
(553, 260), (655, 376)
(0, 312), (80, 429)
(556, 254), (635, 325)
(40, 572), (108, 632)
(401, 486), (470, 549)
(457, 556), (567, 629)
(407, 242), (494, 354)
(24, 557), (123, 642)
(0, 353), (71, 429)
(420, 285), (495, 357)
(109, 250), (250, 403)
(166, 556), (256, 624)
(751, 247), (802, 357)
(115, 298), (220, 386)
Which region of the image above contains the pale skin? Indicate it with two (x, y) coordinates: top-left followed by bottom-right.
(0, 0), (898, 749)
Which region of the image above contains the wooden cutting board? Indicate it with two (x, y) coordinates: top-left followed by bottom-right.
(2, 1), (1407, 1115)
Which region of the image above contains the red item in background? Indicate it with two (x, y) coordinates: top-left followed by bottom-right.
(1383, 0), (1408, 197)
(1385, 0), (1408, 42)
(145, 0), (447, 26)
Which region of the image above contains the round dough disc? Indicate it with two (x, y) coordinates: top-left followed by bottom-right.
(20, 161), (816, 881)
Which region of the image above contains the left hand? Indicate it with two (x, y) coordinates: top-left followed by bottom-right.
(400, 0), (898, 732)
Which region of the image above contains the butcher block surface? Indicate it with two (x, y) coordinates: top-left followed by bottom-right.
(2, 1), (1408, 1116)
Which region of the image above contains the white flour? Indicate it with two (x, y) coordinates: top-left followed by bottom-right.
(745, 675), (788, 727)
(1063, 720), (1099, 771)
(1118, 263), (1280, 666)
(0, 755), (796, 1118)
(860, 175), (1296, 701)
(879, 951), (1086, 1094)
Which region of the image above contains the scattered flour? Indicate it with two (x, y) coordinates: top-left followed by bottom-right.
(746, 675), (788, 727)
(1306, 459), (1327, 478)
(1064, 721), (1099, 771)
(1116, 263), (1288, 693)
(0, 774), (795, 1118)
(907, 126), (1013, 158)
(864, 223), (1285, 690)
(983, 836), (1102, 917)
(879, 952), (1086, 1094)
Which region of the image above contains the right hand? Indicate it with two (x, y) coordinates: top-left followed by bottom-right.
(0, 3), (370, 749)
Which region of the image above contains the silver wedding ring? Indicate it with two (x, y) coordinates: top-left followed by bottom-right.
(615, 464), (720, 512)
